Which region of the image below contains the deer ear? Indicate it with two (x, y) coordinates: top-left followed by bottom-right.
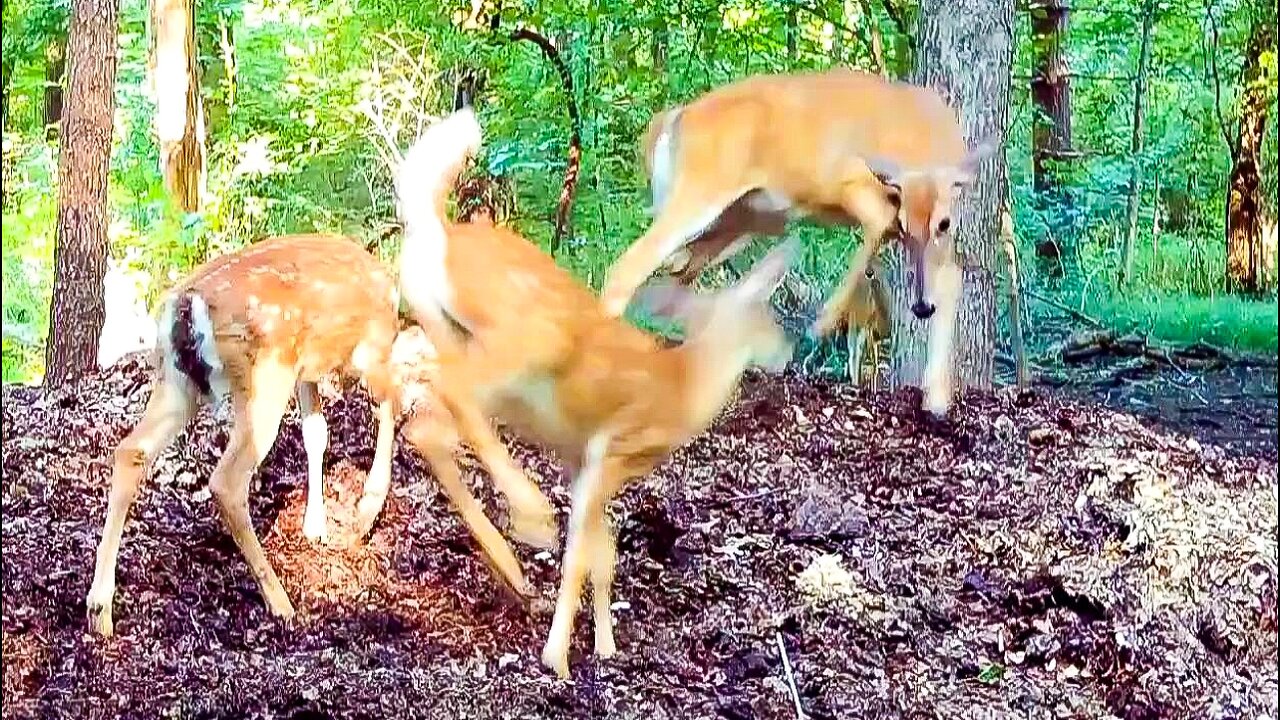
(863, 154), (903, 190)
(952, 134), (1001, 186)
(738, 239), (797, 301)
(634, 279), (705, 321)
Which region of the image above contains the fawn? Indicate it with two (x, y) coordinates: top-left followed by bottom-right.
(391, 108), (796, 678)
(600, 68), (1000, 417)
(86, 234), (401, 636)
(821, 256), (891, 390)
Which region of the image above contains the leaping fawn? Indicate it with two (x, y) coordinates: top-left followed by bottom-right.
(392, 108), (796, 679)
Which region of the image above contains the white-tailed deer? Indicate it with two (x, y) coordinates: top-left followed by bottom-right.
(825, 256), (891, 390)
(392, 108), (795, 679)
(600, 68), (999, 417)
(86, 234), (401, 636)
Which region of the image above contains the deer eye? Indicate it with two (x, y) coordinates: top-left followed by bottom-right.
(886, 190), (902, 208)
(936, 217), (952, 234)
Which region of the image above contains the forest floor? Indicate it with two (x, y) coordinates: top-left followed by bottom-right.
(2, 354), (1277, 720)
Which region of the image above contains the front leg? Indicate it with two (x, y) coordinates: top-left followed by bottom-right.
(922, 260), (962, 418)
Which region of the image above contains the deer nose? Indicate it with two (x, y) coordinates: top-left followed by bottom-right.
(911, 301), (936, 320)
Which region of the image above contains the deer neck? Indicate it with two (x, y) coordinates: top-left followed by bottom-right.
(674, 334), (754, 433)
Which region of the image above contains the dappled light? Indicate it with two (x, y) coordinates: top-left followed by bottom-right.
(2, 0), (1277, 716)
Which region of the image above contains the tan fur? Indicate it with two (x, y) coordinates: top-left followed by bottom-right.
(394, 110), (795, 679)
(85, 234), (402, 637)
(830, 257), (891, 390)
(601, 68), (998, 416)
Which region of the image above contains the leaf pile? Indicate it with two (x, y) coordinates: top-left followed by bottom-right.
(2, 356), (1276, 719)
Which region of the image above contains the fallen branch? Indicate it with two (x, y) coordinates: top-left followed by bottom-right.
(775, 632), (807, 720)
(1025, 288), (1104, 328)
(1052, 330), (1235, 371)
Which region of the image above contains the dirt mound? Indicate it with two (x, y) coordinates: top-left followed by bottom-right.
(2, 357), (1276, 719)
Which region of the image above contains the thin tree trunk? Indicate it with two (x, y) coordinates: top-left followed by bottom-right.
(786, 5), (799, 61)
(878, 0), (913, 78)
(890, 0), (1014, 396)
(1029, 0), (1074, 277)
(1226, 10), (1276, 294)
(44, 35), (67, 140)
(152, 0), (205, 213)
(1120, 0), (1156, 286)
(858, 0), (888, 75)
(1000, 195), (1028, 388)
(44, 0), (122, 386)
(511, 28), (582, 254)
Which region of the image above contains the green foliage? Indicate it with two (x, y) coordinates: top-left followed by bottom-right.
(2, 0), (1277, 383)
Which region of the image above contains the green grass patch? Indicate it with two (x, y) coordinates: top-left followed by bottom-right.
(1082, 292), (1279, 355)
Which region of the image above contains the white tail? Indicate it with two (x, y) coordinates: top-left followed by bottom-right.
(393, 110), (796, 679)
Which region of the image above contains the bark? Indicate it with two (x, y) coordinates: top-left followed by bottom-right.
(1226, 11), (1276, 294)
(44, 0), (121, 386)
(1120, 0), (1156, 286)
(1029, 0), (1074, 277)
(44, 34), (67, 140)
(2, 58), (14, 127)
(878, 0), (914, 77)
(1000, 192), (1028, 388)
(890, 0), (1014, 394)
(786, 5), (799, 61)
(511, 28), (582, 254)
(858, 0), (888, 76)
(151, 0), (205, 213)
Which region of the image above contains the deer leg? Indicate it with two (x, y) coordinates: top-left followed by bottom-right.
(589, 504), (620, 660)
(86, 371), (197, 637)
(354, 396), (397, 537)
(601, 185), (754, 318)
(923, 259), (962, 418)
(868, 333), (881, 393)
(814, 187), (897, 337)
(848, 326), (866, 386)
(402, 413), (533, 597)
(667, 202), (783, 286)
(351, 336), (400, 539)
(542, 435), (617, 679)
(427, 355), (559, 551)
(296, 381), (328, 541)
(209, 359), (297, 619)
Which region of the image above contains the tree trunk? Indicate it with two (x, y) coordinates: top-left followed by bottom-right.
(786, 5), (799, 61)
(890, 0), (1014, 396)
(44, 0), (122, 386)
(1120, 0), (1156, 286)
(151, 0), (205, 213)
(1029, 0), (1074, 277)
(511, 28), (582, 255)
(858, 0), (888, 76)
(1226, 11), (1276, 294)
(44, 35), (67, 140)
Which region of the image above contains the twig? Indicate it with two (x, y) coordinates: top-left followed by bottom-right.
(1025, 288), (1104, 328)
(775, 632), (807, 720)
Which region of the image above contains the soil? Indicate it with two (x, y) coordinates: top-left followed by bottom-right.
(2, 355), (1277, 720)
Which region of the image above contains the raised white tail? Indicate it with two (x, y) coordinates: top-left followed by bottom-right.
(394, 108), (484, 320)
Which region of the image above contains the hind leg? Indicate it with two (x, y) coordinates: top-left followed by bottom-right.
(209, 357), (298, 618)
(87, 369), (198, 636)
(402, 412), (533, 597)
(355, 383), (397, 538)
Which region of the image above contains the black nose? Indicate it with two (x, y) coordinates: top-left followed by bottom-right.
(911, 302), (936, 320)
